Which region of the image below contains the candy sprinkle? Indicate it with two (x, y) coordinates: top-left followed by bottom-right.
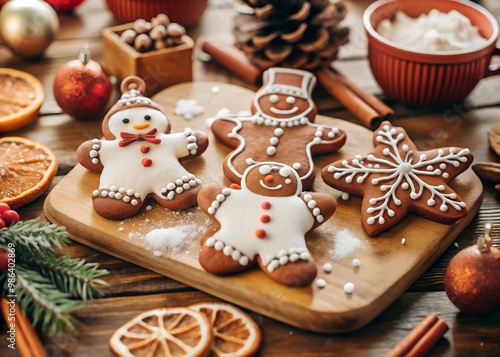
(352, 258), (361, 267)
(322, 262), (333, 273)
(401, 238), (406, 245)
(343, 282), (354, 294)
(315, 279), (327, 288)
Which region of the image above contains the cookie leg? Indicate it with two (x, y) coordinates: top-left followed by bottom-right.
(199, 233), (255, 275)
(92, 188), (143, 219)
(257, 253), (317, 287)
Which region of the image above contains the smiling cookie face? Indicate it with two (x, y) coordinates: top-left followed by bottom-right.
(244, 163), (301, 197)
(106, 107), (170, 138)
(256, 92), (313, 121)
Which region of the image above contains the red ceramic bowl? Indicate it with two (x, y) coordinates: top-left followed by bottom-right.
(105, 0), (208, 26)
(363, 0), (500, 108)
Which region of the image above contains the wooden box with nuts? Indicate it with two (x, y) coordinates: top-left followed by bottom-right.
(102, 14), (193, 96)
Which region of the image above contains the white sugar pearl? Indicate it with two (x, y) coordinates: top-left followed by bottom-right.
(316, 279), (327, 288)
(323, 263), (333, 273)
(343, 282), (354, 294)
(352, 258), (361, 267)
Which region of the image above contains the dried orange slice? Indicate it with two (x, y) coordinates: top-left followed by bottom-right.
(0, 137), (57, 209)
(190, 302), (262, 357)
(0, 68), (44, 132)
(109, 307), (213, 357)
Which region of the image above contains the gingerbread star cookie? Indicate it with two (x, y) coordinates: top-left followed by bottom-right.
(198, 161), (337, 287)
(210, 67), (346, 190)
(321, 121), (473, 236)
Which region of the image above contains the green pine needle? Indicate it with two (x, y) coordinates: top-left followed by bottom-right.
(29, 255), (109, 300)
(15, 267), (84, 335)
(0, 220), (110, 335)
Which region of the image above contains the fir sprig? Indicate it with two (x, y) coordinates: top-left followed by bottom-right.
(29, 255), (108, 300)
(15, 267), (84, 335)
(0, 219), (110, 335)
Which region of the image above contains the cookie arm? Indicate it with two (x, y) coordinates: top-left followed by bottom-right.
(211, 117), (241, 148)
(197, 184), (228, 215)
(179, 130), (209, 161)
(301, 192), (337, 231)
(76, 139), (104, 173)
(310, 126), (347, 155)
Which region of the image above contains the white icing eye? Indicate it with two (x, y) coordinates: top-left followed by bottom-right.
(279, 167), (292, 177)
(259, 165), (272, 175)
(286, 96), (296, 104)
(285, 179), (292, 184)
(269, 94), (279, 103)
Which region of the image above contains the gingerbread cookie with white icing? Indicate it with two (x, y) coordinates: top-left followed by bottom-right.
(210, 68), (346, 190)
(321, 121), (473, 236)
(197, 161), (337, 287)
(77, 76), (208, 219)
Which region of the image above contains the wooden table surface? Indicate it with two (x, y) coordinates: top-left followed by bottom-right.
(1, 0), (499, 356)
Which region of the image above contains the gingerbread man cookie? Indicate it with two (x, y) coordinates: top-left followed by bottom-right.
(211, 68), (346, 190)
(77, 76), (209, 219)
(197, 161), (337, 287)
(321, 121), (473, 236)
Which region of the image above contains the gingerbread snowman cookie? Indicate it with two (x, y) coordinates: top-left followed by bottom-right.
(77, 76), (209, 219)
(197, 161), (337, 287)
(321, 121), (473, 236)
(211, 68), (347, 190)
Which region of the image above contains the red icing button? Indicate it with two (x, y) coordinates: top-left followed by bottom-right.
(261, 201), (271, 209)
(260, 214), (271, 223)
(255, 228), (267, 239)
(141, 145), (150, 153)
(142, 158), (153, 167)
(230, 183), (242, 190)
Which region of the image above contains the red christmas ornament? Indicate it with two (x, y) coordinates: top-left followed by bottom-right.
(44, 0), (85, 13)
(53, 48), (112, 120)
(444, 223), (500, 314)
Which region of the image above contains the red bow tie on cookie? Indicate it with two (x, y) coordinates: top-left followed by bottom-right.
(119, 128), (161, 147)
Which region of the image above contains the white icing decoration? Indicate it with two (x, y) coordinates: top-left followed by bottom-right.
(326, 124), (470, 226)
(174, 99), (204, 119)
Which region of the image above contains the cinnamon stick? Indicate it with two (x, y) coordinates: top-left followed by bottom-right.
(316, 67), (390, 129)
(385, 314), (448, 357)
(198, 35), (262, 85)
(0, 297), (47, 357)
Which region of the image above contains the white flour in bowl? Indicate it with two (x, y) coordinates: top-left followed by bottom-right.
(376, 9), (487, 51)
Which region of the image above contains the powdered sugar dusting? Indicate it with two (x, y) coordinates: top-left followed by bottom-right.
(329, 229), (363, 261)
(144, 227), (188, 253)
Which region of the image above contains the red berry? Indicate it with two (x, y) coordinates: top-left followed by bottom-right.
(0, 203), (10, 214)
(1, 210), (20, 226)
(0, 218), (5, 229)
(0, 249), (8, 272)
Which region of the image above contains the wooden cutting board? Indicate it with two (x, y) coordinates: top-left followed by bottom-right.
(44, 82), (483, 333)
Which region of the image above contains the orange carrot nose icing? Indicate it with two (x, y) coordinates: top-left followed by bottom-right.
(133, 122), (150, 130)
(264, 174), (274, 184)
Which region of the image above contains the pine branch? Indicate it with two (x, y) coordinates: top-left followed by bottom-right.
(14, 266), (84, 335)
(0, 220), (69, 257)
(27, 255), (109, 300)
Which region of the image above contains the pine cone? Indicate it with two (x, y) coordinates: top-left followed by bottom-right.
(234, 0), (349, 70)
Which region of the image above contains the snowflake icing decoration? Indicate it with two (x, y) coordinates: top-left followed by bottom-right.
(174, 99), (204, 120)
(323, 122), (472, 235)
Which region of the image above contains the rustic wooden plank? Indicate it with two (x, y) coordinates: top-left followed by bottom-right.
(1, 291), (498, 356)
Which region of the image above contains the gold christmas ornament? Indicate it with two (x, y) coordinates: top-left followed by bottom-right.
(234, 0), (349, 70)
(0, 0), (59, 58)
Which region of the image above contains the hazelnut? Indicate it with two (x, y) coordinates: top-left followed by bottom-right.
(150, 25), (168, 40)
(120, 29), (137, 45)
(151, 13), (170, 27)
(154, 40), (168, 50)
(167, 23), (186, 37)
(134, 33), (152, 52)
(133, 19), (152, 34)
